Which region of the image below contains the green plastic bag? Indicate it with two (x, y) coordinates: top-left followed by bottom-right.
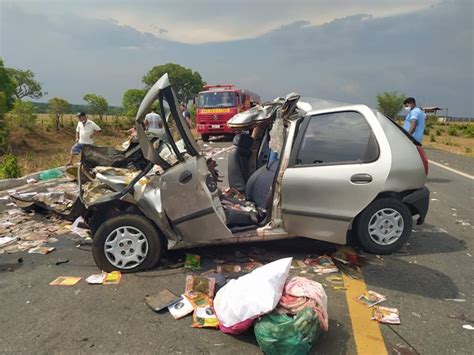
(254, 308), (321, 355)
(39, 168), (63, 180)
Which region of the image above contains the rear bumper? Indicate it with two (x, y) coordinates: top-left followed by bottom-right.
(402, 186), (430, 225)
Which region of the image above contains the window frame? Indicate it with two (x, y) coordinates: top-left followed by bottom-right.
(289, 110), (380, 168)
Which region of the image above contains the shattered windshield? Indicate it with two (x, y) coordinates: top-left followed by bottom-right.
(198, 92), (235, 108)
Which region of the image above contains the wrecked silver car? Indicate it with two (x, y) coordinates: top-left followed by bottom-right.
(79, 74), (429, 272)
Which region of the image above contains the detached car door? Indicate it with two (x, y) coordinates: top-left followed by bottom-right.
(281, 107), (390, 244)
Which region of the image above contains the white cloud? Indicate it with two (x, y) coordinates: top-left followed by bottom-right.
(4, 0), (440, 43)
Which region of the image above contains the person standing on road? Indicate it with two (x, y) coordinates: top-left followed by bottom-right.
(144, 107), (163, 132)
(180, 103), (192, 128)
(67, 112), (101, 165)
(403, 97), (426, 144)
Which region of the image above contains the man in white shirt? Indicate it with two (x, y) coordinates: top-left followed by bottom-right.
(144, 107), (164, 139)
(67, 112), (101, 165)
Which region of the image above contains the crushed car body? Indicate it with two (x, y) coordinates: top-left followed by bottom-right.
(76, 74), (429, 272)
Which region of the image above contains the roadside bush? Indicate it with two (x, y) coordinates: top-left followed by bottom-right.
(462, 125), (474, 138)
(8, 100), (37, 131)
(466, 147), (472, 154)
(0, 154), (22, 179)
(430, 134), (436, 142)
(448, 126), (459, 137)
(424, 128), (430, 136)
(426, 115), (437, 129)
(435, 128), (442, 136)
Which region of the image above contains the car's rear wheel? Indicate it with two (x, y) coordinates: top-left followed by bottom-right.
(92, 214), (162, 273)
(201, 134), (210, 142)
(355, 198), (412, 254)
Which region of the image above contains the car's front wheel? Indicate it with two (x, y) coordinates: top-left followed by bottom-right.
(355, 198), (412, 254)
(92, 214), (162, 273)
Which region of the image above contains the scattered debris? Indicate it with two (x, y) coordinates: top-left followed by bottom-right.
(277, 276), (329, 332)
(28, 246), (55, 254)
(55, 258), (69, 266)
(103, 271), (122, 285)
(356, 290), (387, 307)
(411, 312), (422, 318)
(372, 306), (401, 325)
(168, 295), (194, 319)
(185, 275), (216, 297)
(462, 325), (474, 330)
(49, 276), (82, 286)
(86, 272), (107, 284)
(192, 300), (219, 328)
(184, 254), (201, 270)
(145, 289), (181, 312)
(304, 255), (338, 274)
(444, 298), (466, 302)
(217, 264), (241, 273)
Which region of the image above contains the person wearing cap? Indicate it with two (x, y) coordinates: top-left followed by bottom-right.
(67, 112), (101, 165)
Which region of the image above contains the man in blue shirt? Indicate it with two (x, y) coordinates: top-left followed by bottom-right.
(403, 97), (426, 143)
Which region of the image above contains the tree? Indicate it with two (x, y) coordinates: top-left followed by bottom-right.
(48, 97), (70, 131)
(0, 92), (10, 153)
(376, 91), (406, 119)
(122, 89), (145, 117)
(0, 58), (15, 111)
(142, 63), (205, 104)
(7, 68), (45, 100)
(83, 93), (108, 119)
(9, 100), (37, 131)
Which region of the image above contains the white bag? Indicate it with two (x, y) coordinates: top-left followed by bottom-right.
(214, 257), (292, 327)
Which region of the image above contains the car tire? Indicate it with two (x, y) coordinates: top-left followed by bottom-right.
(92, 214), (162, 273)
(201, 134), (210, 142)
(355, 198), (412, 255)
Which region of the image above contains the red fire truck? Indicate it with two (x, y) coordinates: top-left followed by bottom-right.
(196, 84), (261, 141)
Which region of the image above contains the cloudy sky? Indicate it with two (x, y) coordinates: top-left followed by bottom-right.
(0, 0), (472, 115)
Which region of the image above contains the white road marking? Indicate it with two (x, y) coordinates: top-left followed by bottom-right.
(429, 160), (474, 180)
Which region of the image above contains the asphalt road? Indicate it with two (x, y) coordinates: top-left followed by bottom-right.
(0, 142), (472, 354)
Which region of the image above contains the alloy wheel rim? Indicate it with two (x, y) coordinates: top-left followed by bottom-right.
(104, 226), (149, 269)
(368, 208), (404, 246)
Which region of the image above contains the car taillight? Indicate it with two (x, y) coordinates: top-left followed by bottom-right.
(417, 146), (429, 175)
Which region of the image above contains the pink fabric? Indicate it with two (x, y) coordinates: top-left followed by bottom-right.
(278, 276), (329, 331)
(219, 318), (255, 335)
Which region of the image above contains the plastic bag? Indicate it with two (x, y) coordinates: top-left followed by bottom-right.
(214, 257), (292, 333)
(254, 308), (321, 355)
(39, 168), (63, 180)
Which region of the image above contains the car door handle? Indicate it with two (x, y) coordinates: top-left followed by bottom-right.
(350, 173), (373, 184)
(179, 170), (193, 184)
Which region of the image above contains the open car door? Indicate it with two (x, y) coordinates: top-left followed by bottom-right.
(136, 74), (233, 243)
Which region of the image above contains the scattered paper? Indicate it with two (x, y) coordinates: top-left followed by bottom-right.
(184, 254), (201, 270)
(185, 275), (216, 297)
(0, 236), (18, 247)
(356, 290), (387, 307)
(462, 325), (474, 330)
(28, 246), (55, 254)
(103, 271), (122, 285)
(86, 273), (107, 284)
(49, 276), (82, 286)
(372, 306), (400, 324)
(168, 295), (194, 319)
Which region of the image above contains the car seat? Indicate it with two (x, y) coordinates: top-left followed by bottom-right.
(228, 134), (254, 192)
(225, 159), (280, 227)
